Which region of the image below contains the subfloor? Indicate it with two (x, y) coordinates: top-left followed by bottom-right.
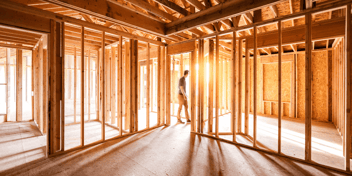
(64, 109), (159, 150)
(0, 121), (46, 173)
(64, 105), (348, 170)
(0, 120), (349, 176)
(211, 113), (348, 170)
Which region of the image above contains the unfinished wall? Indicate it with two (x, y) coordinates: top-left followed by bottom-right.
(238, 50), (330, 122)
(312, 51), (329, 121)
(332, 39), (345, 136)
(33, 41), (44, 132)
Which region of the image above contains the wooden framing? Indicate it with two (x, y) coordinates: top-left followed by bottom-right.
(16, 48), (22, 122)
(305, 13), (312, 161)
(146, 43), (150, 129)
(131, 39), (138, 132)
(74, 47), (77, 123)
(165, 52), (171, 125)
(1, 0), (352, 174)
(344, 4), (351, 172)
(244, 38), (249, 135)
(253, 26), (258, 147)
(102, 31), (106, 140)
(208, 39), (214, 133)
(118, 36), (123, 136)
(191, 50), (197, 132)
(111, 47), (116, 125)
(157, 44), (162, 126)
(237, 39), (243, 133)
(215, 35), (219, 137)
(278, 21), (282, 154)
(232, 31), (237, 142)
(80, 26), (85, 146)
(48, 20), (62, 154)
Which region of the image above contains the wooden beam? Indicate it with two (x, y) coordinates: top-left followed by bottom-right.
(185, 0), (206, 10)
(305, 0), (313, 9)
(244, 12), (253, 23)
(197, 39), (201, 132)
(43, 47), (48, 134)
(278, 21), (282, 154)
(61, 24), (65, 149)
(0, 1), (166, 46)
(16, 48), (22, 122)
(102, 32), (106, 140)
(167, 40), (196, 55)
(215, 35), (219, 137)
(0, 43), (33, 50)
(208, 39), (214, 133)
(131, 39), (138, 131)
(166, 0), (284, 34)
(190, 50), (197, 131)
(111, 47), (116, 125)
(270, 5), (279, 18)
(48, 20), (62, 154)
(124, 0), (177, 21)
(81, 26), (85, 146)
(0, 6), (50, 33)
(157, 43), (162, 125)
(118, 36), (123, 136)
(165, 50), (171, 125)
(43, 0), (165, 35)
(244, 38), (249, 135)
(146, 43), (150, 129)
(253, 25), (258, 147)
(154, 0), (189, 16)
(237, 39), (242, 133)
(344, 4), (351, 172)
(81, 13), (94, 23)
(232, 31), (237, 142)
(305, 13), (312, 161)
(246, 17), (346, 49)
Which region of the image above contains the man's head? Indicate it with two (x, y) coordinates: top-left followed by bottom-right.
(184, 70), (189, 78)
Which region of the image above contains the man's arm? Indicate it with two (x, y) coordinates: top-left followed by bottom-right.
(180, 86), (187, 100)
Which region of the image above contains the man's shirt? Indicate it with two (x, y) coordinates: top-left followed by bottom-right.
(178, 76), (186, 95)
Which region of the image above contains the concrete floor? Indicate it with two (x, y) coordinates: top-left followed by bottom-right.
(0, 121), (46, 173)
(0, 121), (349, 176)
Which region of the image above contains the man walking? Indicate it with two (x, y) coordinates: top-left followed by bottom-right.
(177, 70), (191, 123)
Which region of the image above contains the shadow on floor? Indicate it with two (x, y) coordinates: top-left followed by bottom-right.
(1, 122), (349, 176)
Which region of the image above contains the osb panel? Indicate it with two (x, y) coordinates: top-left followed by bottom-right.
(312, 51), (328, 121)
(282, 62), (291, 102)
(263, 60), (291, 102)
(263, 63), (278, 101)
(315, 40), (328, 49)
(283, 103), (289, 117)
(272, 102), (278, 116)
(297, 53), (305, 119)
(264, 102), (271, 114)
(292, 0), (305, 26)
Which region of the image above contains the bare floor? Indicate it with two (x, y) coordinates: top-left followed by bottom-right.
(64, 110), (159, 150)
(213, 113), (348, 170)
(0, 121), (46, 173)
(0, 121), (350, 176)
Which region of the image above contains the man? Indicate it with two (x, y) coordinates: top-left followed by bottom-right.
(177, 70), (191, 123)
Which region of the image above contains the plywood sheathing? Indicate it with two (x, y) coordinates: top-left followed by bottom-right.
(312, 51), (328, 121)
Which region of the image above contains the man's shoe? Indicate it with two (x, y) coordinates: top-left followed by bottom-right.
(177, 119), (184, 123)
(187, 119), (191, 123)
